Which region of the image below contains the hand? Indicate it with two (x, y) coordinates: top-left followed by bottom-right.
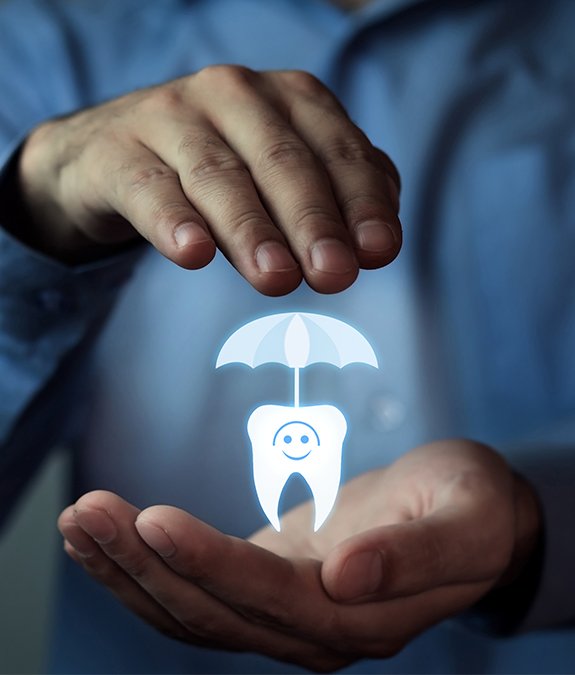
(18, 66), (401, 295)
(58, 440), (541, 671)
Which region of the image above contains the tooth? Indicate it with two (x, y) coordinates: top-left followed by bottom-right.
(247, 404), (347, 532)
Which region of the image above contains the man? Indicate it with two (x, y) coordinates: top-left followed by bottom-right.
(0, 0), (574, 672)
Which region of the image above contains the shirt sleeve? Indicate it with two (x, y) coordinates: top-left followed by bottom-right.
(0, 154), (144, 529)
(0, 0), (144, 526)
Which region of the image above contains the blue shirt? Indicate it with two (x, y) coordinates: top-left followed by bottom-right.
(1, 0), (574, 672)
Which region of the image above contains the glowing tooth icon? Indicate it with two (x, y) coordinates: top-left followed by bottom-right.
(216, 312), (378, 531)
(247, 405), (347, 531)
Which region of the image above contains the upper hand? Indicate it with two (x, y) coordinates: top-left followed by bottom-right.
(19, 66), (401, 295)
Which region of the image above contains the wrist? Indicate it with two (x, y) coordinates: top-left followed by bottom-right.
(6, 123), (129, 265)
(498, 472), (543, 588)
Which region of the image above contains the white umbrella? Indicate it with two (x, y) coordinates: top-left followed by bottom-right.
(216, 312), (378, 406)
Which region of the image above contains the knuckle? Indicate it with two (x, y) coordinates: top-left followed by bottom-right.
(196, 63), (256, 90)
(177, 130), (219, 157)
(231, 210), (271, 241)
(339, 192), (384, 217)
(282, 70), (328, 97)
(321, 137), (377, 168)
(256, 139), (314, 173)
(24, 119), (60, 169)
(186, 152), (247, 183)
(149, 201), (192, 229)
(146, 83), (185, 115)
(114, 551), (155, 581)
(290, 203), (340, 231)
(123, 165), (176, 196)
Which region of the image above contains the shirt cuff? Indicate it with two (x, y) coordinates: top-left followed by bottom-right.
(459, 439), (575, 635)
(513, 445), (575, 631)
(0, 134), (145, 344)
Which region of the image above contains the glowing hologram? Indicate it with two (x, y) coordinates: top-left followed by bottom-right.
(216, 311), (378, 531)
(217, 312), (377, 369)
(216, 312), (378, 407)
(248, 405), (347, 532)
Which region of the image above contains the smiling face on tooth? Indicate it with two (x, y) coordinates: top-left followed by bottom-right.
(273, 421), (320, 460)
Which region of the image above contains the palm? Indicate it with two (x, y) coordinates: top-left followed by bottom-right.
(250, 439), (514, 565)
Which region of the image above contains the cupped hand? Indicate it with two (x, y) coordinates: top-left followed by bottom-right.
(58, 440), (541, 671)
(20, 66), (401, 295)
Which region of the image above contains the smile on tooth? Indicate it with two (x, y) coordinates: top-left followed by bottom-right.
(247, 404), (347, 531)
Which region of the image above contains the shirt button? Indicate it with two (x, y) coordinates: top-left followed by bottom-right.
(370, 394), (406, 431)
(37, 289), (65, 312)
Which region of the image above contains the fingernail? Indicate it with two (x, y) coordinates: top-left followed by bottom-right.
(255, 241), (299, 273)
(174, 222), (212, 249)
(135, 518), (176, 558)
(355, 221), (397, 254)
(338, 551), (383, 601)
(310, 237), (356, 274)
(74, 509), (117, 545)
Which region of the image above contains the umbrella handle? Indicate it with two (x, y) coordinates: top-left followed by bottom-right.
(294, 367), (300, 408)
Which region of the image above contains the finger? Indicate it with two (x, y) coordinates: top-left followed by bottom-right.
(322, 506), (513, 604)
(136, 505), (384, 659)
(135, 506), (344, 640)
(72, 493), (343, 667)
(136, 507), (494, 662)
(99, 145), (217, 270)
(274, 72), (402, 269)
(193, 67), (360, 293)
(57, 505), (187, 642)
(71, 491), (259, 648)
(142, 123), (302, 296)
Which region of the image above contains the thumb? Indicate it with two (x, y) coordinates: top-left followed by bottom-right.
(321, 508), (513, 603)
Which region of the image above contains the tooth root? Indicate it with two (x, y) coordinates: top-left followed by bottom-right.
(252, 462), (286, 532)
(311, 472), (340, 532)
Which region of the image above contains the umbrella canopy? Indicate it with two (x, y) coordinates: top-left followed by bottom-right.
(216, 312), (378, 369)
(216, 312), (378, 406)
